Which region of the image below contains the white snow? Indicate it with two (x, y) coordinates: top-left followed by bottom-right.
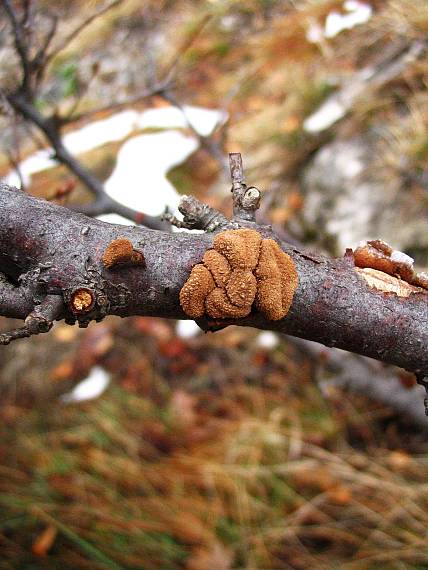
(60, 366), (111, 404)
(257, 331), (279, 350)
(303, 99), (346, 134)
(307, 1), (372, 44)
(176, 319), (201, 339)
(99, 130), (199, 225)
(136, 105), (225, 137)
(306, 21), (324, 44)
(3, 104), (227, 222)
(325, 1), (372, 39)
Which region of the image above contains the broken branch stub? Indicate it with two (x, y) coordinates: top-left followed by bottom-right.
(229, 153), (261, 221)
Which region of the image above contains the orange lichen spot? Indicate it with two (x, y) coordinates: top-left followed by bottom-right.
(255, 239), (298, 321)
(205, 288), (252, 319)
(179, 264), (215, 318)
(203, 249), (231, 287)
(102, 237), (144, 269)
(180, 229), (298, 321)
(70, 288), (95, 313)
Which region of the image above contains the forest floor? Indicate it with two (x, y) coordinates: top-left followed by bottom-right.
(2, 317), (428, 569)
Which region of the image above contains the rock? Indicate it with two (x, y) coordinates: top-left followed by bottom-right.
(300, 136), (428, 266)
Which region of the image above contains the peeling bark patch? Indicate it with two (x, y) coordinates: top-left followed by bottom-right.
(354, 240), (428, 291)
(180, 229), (298, 321)
(102, 238), (145, 270)
(355, 268), (424, 297)
(70, 288), (95, 313)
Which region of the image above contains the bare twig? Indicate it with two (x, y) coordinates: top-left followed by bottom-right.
(229, 153), (261, 221)
(43, 0), (123, 69)
(291, 337), (428, 428)
(161, 90), (229, 178)
(6, 91), (169, 230)
(0, 294), (63, 345)
(32, 14), (58, 83)
(163, 195), (229, 232)
(1, 0), (32, 95)
(65, 79), (172, 124)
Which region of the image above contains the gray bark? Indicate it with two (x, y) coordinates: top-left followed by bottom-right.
(0, 183), (427, 378)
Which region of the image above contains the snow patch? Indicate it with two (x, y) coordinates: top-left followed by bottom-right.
(3, 105), (227, 209)
(257, 331), (279, 350)
(325, 1), (372, 38)
(99, 130), (198, 225)
(176, 320), (201, 339)
(60, 366), (111, 404)
(303, 99), (346, 133)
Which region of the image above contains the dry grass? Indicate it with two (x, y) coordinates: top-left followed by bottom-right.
(1, 318), (428, 568)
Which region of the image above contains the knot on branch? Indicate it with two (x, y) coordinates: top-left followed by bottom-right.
(102, 238), (145, 270)
(180, 229), (298, 321)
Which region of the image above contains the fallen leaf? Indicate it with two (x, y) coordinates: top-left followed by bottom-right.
(32, 525), (57, 557)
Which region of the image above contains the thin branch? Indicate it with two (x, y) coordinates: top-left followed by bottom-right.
(64, 79), (172, 124)
(0, 272), (34, 319)
(32, 14), (58, 82)
(163, 195), (229, 232)
(1, 0), (32, 95)
(43, 0), (123, 69)
(6, 91), (169, 230)
(229, 153), (261, 221)
(291, 338), (428, 428)
(160, 13), (212, 87)
(0, 294), (63, 345)
(161, 90), (230, 179)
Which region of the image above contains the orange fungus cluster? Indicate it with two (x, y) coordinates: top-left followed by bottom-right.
(180, 229), (298, 321)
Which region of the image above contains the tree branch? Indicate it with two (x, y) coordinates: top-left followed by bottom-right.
(1, 0), (32, 96)
(6, 92), (169, 230)
(0, 169), (426, 382)
(2, 0), (170, 231)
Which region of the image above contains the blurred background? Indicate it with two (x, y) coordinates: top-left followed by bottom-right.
(1, 0), (428, 567)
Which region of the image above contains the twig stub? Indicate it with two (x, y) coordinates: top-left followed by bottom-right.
(70, 288), (95, 314)
(229, 153), (261, 222)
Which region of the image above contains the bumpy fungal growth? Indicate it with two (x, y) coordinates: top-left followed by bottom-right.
(203, 250), (231, 287)
(213, 228), (262, 270)
(102, 238), (145, 269)
(180, 229), (298, 321)
(179, 264), (215, 318)
(255, 239), (298, 321)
